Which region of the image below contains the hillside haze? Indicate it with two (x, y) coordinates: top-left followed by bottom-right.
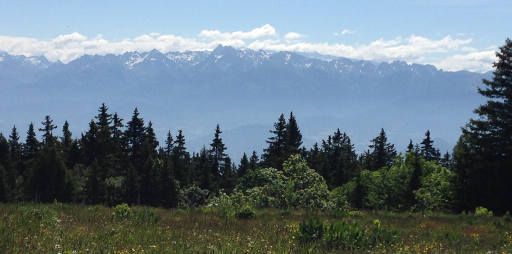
(0, 46), (488, 159)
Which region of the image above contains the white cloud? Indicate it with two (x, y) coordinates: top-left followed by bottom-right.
(284, 32), (304, 40)
(334, 29), (356, 36)
(436, 50), (496, 72)
(198, 24), (276, 40)
(0, 25), (497, 72)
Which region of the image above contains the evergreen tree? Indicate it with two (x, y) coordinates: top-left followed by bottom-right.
(209, 125), (226, 183)
(407, 139), (414, 153)
(39, 115), (57, 146)
(238, 153), (250, 177)
(9, 126), (21, 161)
(420, 130), (440, 162)
(24, 123), (39, 159)
(165, 131), (174, 156)
(441, 152), (453, 169)
(262, 114), (287, 169)
(319, 129), (358, 187)
(249, 151), (259, 170)
(455, 38), (512, 213)
(286, 112), (302, 155)
(367, 128), (396, 171)
(173, 130), (190, 187)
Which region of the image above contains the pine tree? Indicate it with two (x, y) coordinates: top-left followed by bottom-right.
(455, 38), (512, 213)
(173, 130), (190, 187)
(367, 128), (397, 171)
(286, 112), (302, 155)
(407, 139), (414, 153)
(126, 108), (145, 159)
(165, 131), (174, 156)
(24, 123), (39, 159)
(238, 153), (250, 177)
(39, 115), (57, 146)
(249, 151), (259, 170)
(420, 130), (440, 162)
(441, 152), (453, 169)
(209, 125), (226, 182)
(9, 126), (21, 161)
(262, 114), (287, 169)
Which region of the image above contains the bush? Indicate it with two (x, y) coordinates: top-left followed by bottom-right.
(236, 204), (256, 219)
(296, 218), (399, 250)
(178, 185), (209, 208)
(235, 155), (330, 209)
(475, 206), (493, 217)
(324, 220), (366, 249)
(297, 218), (324, 243)
(112, 203), (133, 221)
(133, 207), (160, 225)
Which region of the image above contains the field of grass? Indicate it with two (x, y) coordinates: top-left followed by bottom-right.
(1, 203), (512, 253)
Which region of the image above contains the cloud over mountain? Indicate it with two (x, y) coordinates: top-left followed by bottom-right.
(0, 24), (496, 72)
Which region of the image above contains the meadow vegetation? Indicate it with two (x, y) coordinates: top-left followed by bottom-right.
(1, 202), (512, 253)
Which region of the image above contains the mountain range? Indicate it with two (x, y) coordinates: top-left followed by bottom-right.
(0, 46), (490, 161)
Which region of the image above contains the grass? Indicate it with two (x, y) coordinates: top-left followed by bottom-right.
(1, 203), (512, 253)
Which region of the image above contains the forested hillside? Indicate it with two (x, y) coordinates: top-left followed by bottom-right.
(1, 39), (511, 215)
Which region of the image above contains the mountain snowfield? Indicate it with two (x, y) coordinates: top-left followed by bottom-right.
(0, 46), (489, 160)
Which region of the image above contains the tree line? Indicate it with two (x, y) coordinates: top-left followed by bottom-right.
(0, 38), (511, 214)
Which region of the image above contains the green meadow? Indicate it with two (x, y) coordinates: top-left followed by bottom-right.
(1, 203), (512, 253)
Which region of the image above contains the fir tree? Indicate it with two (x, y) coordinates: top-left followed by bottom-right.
(39, 115), (57, 146)
(420, 130), (440, 162)
(286, 112), (302, 155)
(238, 153), (250, 177)
(24, 123), (39, 159)
(262, 114), (287, 169)
(455, 38), (512, 213)
(367, 128), (396, 171)
(165, 131), (174, 156)
(9, 126), (21, 160)
(249, 151), (259, 170)
(173, 130), (190, 187)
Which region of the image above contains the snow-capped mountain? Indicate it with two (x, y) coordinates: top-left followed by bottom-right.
(0, 46), (490, 160)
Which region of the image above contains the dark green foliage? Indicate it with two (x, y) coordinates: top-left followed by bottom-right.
(24, 123), (39, 159)
(235, 204), (256, 219)
(455, 38), (512, 214)
(305, 129), (357, 188)
(38, 115), (57, 146)
(238, 153), (250, 177)
(262, 113), (288, 169)
(366, 128), (397, 171)
(297, 218), (324, 242)
(420, 130), (440, 162)
(286, 112), (302, 155)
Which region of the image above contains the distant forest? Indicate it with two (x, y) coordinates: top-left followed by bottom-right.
(0, 39), (511, 214)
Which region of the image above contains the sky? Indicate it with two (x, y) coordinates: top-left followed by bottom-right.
(0, 0), (510, 72)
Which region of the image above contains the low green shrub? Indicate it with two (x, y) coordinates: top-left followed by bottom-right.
(111, 203), (133, 221)
(236, 204), (256, 219)
(475, 206), (493, 217)
(297, 218), (324, 243)
(133, 207), (160, 225)
(296, 218), (399, 250)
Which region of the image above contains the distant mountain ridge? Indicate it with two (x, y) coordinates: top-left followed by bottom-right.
(0, 46), (490, 160)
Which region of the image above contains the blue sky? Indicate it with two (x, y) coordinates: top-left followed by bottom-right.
(0, 0), (510, 72)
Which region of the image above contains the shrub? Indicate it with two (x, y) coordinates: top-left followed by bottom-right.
(475, 206), (493, 217)
(178, 185), (209, 208)
(236, 204), (256, 219)
(112, 203), (133, 221)
(133, 207), (160, 225)
(297, 218), (324, 243)
(236, 155), (330, 209)
(324, 220), (366, 249)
